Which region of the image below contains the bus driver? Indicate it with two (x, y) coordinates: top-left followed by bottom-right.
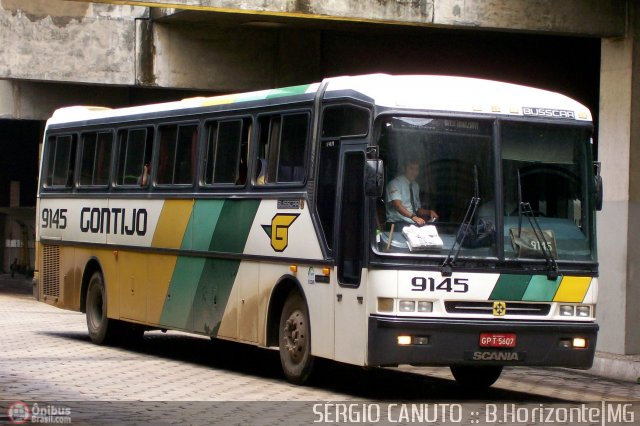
(386, 159), (438, 228)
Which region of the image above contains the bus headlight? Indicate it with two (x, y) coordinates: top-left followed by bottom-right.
(576, 306), (591, 317)
(417, 301), (433, 313)
(399, 300), (415, 312)
(559, 305), (575, 316)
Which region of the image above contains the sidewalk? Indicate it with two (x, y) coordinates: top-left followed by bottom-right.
(1, 273), (639, 384)
(590, 351), (640, 384)
(0, 272), (34, 296)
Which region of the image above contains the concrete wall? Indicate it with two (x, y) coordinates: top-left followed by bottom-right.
(597, 1), (640, 355)
(150, 23), (322, 91)
(83, 0), (625, 37)
(0, 0), (147, 85)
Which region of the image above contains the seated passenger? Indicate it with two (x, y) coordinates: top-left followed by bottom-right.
(138, 162), (151, 186)
(256, 158), (267, 185)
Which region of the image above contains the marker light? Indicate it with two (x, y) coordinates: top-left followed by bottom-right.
(397, 335), (412, 345)
(377, 298), (394, 313)
(289, 265), (297, 273)
(322, 267), (331, 276)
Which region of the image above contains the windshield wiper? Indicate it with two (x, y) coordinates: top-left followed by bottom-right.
(516, 170), (559, 280)
(441, 166), (480, 276)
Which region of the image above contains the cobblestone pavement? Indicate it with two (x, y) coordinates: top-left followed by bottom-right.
(1, 275), (639, 425)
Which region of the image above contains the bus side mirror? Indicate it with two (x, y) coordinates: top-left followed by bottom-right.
(595, 175), (603, 211)
(365, 159), (384, 197)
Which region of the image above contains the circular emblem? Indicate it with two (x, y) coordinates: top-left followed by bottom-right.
(8, 401), (31, 424)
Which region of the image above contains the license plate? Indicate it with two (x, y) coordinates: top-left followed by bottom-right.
(479, 333), (516, 348)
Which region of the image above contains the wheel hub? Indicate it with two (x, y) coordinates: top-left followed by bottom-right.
(283, 310), (307, 363)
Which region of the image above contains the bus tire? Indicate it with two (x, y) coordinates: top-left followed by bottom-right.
(85, 271), (117, 345)
(278, 291), (314, 384)
(450, 365), (503, 389)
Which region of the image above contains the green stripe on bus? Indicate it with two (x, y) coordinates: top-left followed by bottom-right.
(186, 200), (225, 251)
(209, 199), (261, 253)
(522, 275), (562, 301)
(188, 258), (241, 336)
(160, 256), (207, 330)
(489, 274), (532, 301)
(160, 199), (261, 333)
(265, 84), (311, 99)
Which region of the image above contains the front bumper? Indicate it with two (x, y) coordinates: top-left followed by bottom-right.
(368, 315), (598, 368)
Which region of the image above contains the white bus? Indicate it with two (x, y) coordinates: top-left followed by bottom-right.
(36, 74), (601, 387)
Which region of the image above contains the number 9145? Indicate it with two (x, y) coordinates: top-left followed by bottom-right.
(41, 208), (68, 229)
(411, 277), (469, 293)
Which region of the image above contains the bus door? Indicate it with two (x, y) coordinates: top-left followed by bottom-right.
(333, 148), (368, 365)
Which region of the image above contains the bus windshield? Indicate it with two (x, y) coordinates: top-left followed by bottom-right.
(374, 115), (595, 264)
(376, 116), (496, 258)
(502, 122), (594, 262)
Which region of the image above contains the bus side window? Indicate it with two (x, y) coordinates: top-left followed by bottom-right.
(116, 128), (154, 186)
(79, 131), (112, 187)
(321, 105), (369, 138)
(44, 134), (77, 189)
(255, 112), (309, 185)
(338, 152), (365, 285)
(157, 124), (197, 185)
(204, 118), (248, 186)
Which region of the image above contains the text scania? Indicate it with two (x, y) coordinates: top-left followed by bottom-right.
(80, 207), (147, 236)
(473, 351), (520, 361)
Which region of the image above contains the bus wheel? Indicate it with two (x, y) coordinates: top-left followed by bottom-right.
(279, 291), (314, 384)
(86, 271), (116, 345)
(450, 365), (503, 389)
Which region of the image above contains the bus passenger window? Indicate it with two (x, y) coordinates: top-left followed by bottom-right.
(79, 131), (112, 187)
(44, 134), (77, 188)
(204, 119), (249, 186)
(157, 124), (197, 186)
(116, 128), (153, 186)
(255, 112), (309, 185)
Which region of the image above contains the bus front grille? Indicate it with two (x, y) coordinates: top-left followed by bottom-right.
(444, 301), (551, 316)
(42, 245), (60, 298)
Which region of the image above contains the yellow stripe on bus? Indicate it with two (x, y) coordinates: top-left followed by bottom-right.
(151, 199), (194, 249)
(200, 95), (237, 107)
(553, 276), (592, 303)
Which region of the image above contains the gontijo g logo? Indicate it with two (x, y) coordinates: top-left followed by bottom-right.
(262, 213), (299, 252)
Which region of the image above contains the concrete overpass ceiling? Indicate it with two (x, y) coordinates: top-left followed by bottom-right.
(150, 9), (601, 120)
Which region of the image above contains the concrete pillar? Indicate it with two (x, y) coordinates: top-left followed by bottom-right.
(597, 1), (640, 355)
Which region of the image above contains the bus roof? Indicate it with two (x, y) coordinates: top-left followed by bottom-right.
(47, 74), (592, 125)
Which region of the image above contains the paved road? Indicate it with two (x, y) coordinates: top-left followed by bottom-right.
(1, 274), (639, 425)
